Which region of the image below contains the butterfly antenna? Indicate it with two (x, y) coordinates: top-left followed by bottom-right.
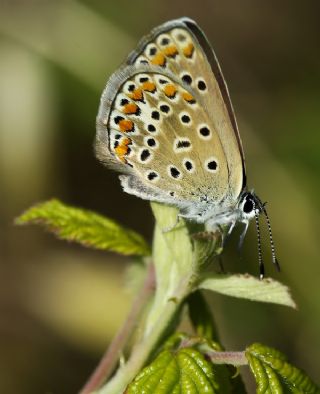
(253, 201), (264, 279)
(261, 204), (281, 272)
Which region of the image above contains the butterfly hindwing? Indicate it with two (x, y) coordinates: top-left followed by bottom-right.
(96, 18), (245, 211)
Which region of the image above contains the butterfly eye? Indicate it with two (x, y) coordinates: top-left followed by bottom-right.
(239, 194), (258, 220)
(243, 198), (254, 214)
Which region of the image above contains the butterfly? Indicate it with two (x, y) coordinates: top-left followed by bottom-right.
(95, 17), (279, 278)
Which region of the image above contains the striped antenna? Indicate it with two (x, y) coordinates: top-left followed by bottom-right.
(254, 194), (280, 273)
(253, 199), (265, 279)
(262, 204), (280, 272)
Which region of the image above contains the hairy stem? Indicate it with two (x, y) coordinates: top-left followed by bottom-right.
(96, 203), (221, 393)
(206, 350), (248, 366)
(80, 263), (156, 394)
(98, 274), (194, 394)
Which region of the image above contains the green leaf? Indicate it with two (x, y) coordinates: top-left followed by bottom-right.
(188, 292), (248, 394)
(198, 273), (296, 308)
(126, 347), (220, 393)
(164, 333), (246, 393)
(16, 199), (150, 256)
(246, 343), (320, 393)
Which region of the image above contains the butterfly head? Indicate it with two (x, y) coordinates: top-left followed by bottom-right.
(238, 191), (262, 221)
(238, 190), (274, 222)
(238, 190), (280, 279)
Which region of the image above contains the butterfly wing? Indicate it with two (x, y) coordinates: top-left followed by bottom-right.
(96, 18), (245, 213)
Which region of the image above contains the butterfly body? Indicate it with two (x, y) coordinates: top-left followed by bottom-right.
(96, 17), (279, 277)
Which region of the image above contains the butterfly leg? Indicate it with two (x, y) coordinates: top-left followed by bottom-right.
(218, 256), (226, 274)
(220, 221), (236, 248)
(238, 221), (249, 252)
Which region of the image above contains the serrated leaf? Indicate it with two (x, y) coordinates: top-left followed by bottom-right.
(198, 273), (296, 308)
(16, 199), (150, 256)
(164, 333), (246, 394)
(188, 298), (247, 394)
(163, 332), (189, 351)
(246, 343), (320, 394)
(127, 348), (220, 393)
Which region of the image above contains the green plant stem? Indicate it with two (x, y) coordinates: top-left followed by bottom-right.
(179, 338), (247, 366)
(97, 273), (194, 394)
(205, 350), (248, 366)
(80, 263), (156, 394)
(96, 203), (222, 393)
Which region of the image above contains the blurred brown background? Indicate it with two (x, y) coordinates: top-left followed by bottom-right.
(1, 0), (319, 392)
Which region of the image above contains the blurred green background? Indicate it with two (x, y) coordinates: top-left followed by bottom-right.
(1, 1), (319, 392)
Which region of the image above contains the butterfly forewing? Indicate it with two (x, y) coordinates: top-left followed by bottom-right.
(104, 70), (230, 202)
(96, 18), (245, 210)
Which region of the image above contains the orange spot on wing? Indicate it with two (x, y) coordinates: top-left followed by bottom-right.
(123, 103), (139, 115)
(151, 52), (166, 67)
(164, 84), (177, 98)
(129, 88), (144, 101)
(163, 45), (178, 58)
(182, 91), (196, 103)
(183, 43), (194, 58)
(115, 137), (131, 162)
(119, 119), (134, 132)
(142, 81), (156, 92)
